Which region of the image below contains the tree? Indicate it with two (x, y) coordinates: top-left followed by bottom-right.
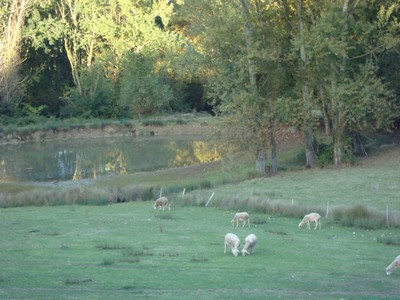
(0, 0), (31, 113)
(304, 1), (400, 164)
(178, 0), (293, 175)
(119, 53), (173, 117)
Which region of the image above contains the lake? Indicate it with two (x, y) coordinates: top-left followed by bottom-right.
(0, 135), (222, 182)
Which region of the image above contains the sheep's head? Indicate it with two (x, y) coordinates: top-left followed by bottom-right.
(241, 249), (249, 256)
(386, 267), (391, 276)
(230, 219), (236, 226)
(232, 249), (240, 256)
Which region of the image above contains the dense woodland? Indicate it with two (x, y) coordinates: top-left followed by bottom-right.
(1, 0), (400, 172)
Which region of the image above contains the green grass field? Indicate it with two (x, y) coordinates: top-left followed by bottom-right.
(0, 200), (399, 299)
(1, 138), (400, 299)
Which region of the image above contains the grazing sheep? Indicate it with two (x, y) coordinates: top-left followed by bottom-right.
(224, 233), (240, 257)
(153, 197), (170, 211)
(231, 212), (250, 227)
(298, 213), (321, 230)
(241, 234), (257, 256)
(386, 255), (400, 276)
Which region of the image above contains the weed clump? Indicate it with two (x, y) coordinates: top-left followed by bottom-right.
(332, 204), (400, 229)
(377, 235), (400, 246)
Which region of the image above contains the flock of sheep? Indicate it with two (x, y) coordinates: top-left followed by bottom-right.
(225, 212), (256, 257)
(153, 197), (400, 275)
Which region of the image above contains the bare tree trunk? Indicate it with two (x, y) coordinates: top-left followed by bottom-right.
(297, 0), (316, 168)
(58, 0), (82, 96)
(318, 85), (331, 136)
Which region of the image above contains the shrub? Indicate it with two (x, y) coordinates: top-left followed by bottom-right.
(316, 142), (334, 167)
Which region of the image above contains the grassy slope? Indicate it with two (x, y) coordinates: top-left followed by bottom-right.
(185, 146), (400, 212)
(0, 201), (399, 299)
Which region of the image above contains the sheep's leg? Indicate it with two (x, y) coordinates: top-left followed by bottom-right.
(224, 243), (227, 254)
(307, 221), (310, 230)
(242, 221), (245, 227)
(314, 221), (318, 230)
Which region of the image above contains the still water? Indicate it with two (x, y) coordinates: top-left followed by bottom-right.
(0, 136), (222, 182)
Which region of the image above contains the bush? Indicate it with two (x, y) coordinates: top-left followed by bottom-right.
(317, 142), (334, 167)
(118, 53), (173, 117)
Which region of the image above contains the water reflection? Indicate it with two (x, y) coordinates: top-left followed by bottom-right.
(0, 136), (222, 182)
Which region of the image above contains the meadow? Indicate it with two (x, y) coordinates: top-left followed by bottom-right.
(0, 127), (399, 299)
(0, 197), (399, 299)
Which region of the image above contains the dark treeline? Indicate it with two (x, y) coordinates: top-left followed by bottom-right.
(1, 0), (400, 171)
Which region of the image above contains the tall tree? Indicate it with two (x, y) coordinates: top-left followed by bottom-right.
(179, 0), (293, 175)
(0, 0), (31, 113)
(304, 1), (400, 164)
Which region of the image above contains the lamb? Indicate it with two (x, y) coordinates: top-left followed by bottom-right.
(298, 212), (321, 230)
(224, 233), (240, 257)
(153, 197), (170, 211)
(386, 255), (400, 276)
(231, 212), (250, 227)
(241, 233), (257, 256)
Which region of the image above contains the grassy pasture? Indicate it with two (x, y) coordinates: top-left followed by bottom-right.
(185, 147), (400, 212)
(0, 201), (399, 299)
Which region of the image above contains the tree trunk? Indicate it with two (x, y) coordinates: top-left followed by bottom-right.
(59, 0), (83, 96)
(332, 0), (350, 165)
(333, 138), (343, 165)
(256, 150), (266, 175)
(269, 120), (278, 174)
(239, 0), (266, 175)
(297, 0), (315, 167)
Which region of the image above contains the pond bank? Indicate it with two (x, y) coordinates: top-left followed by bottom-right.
(0, 122), (213, 145)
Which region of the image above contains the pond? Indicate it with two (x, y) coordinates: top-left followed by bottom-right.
(0, 135), (222, 182)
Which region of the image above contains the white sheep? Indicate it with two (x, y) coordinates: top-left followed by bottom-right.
(231, 212), (250, 227)
(153, 197), (170, 211)
(241, 233), (257, 256)
(224, 233), (240, 257)
(298, 212), (321, 230)
(386, 255), (400, 276)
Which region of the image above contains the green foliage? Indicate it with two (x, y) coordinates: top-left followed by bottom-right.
(60, 64), (115, 118)
(119, 54), (173, 117)
(316, 141), (334, 167)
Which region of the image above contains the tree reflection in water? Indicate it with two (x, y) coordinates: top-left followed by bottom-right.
(0, 136), (224, 182)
